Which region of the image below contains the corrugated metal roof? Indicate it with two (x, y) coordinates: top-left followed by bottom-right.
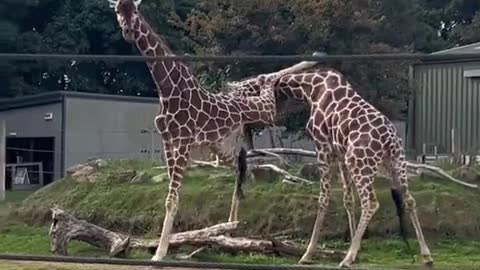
(432, 42), (480, 55)
(0, 91), (158, 112)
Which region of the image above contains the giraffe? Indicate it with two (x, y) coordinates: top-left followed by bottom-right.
(268, 68), (434, 268)
(106, 0), (318, 261)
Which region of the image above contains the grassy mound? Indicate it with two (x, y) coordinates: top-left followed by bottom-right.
(11, 159), (480, 240)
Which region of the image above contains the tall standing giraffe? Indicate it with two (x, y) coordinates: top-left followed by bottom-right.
(106, 0), (318, 261)
(269, 68), (434, 268)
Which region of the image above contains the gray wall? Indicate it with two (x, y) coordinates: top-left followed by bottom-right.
(412, 61), (480, 154)
(64, 97), (164, 169)
(0, 103), (63, 180)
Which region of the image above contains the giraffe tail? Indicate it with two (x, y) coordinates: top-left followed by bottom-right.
(236, 147), (248, 200)
(391, 188), (411, 250)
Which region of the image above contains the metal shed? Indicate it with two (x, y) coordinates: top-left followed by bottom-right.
(0, 91), (164, 188)
(408, 42), (480, 156)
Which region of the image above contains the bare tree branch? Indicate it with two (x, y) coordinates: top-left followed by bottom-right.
(253, 164), (314, 185)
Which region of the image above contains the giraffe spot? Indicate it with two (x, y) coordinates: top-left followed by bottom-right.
(186, 79), (195, 89)
(168, 124), (180, 138)
(180, 65), (190, 78)
(140, 23), (148, 34)
(204, 119), (218, 131)
(326, 75), (339, 88)
(365, 148), (376, 157)
(206, 131), (219, 141)
(226, 118), (234, 126)
(367, 158), (376, 166)
(197, 112), (209, 125)
(167, 158), (175, 167)
(333, 87), (347, 101)
(188, 107), (198, 119)
(147, 32), (156, 46)
(288, 80), (300, 88)
(170, 69), (181, 84)
(138, 36), (148, 51)
(304, 74), (314, 82)
(145, 49), (154, 57)
(353, 148), (365, 158)
(179, 99), (189, 108)
(378, 126), (388, 134)
(360, 177), (370, 185)
(350, 107), (361, 118)
(186, 119), (195, 129)
(190, 91), (201, 108)
(217, 118), (226, 127)
(179, 126), (191, 137)
(312, 75), (324, 85)
(202, 102), (212, 114)
(168, 98), (180, 113)
(371, 129), (380, 138)
(347, 90), (355, 98)
(349, 119), (360, 131)
(337, 98), (349, 111)
(371, 118), (383, 127)
(219, 127), (230, 136)
(340, 122), (350, 136)
(351, 96), (361, 102)
(356, 159), (364, 168)
(153, 66), (168, 84)
(361, 166), (374, 176)
(370, 140), (382, 151)
(217, 102), (228, 111)
(197, 132), (206, 141)
(218, 110), (228, 119)
(319, 91), (333, 108)
(211, 105), (219, 117)
(231, 114), (241, 122)
(175, 110), (189, 123)
(359, 123), (372, 133)
(350, 131), (360, 142)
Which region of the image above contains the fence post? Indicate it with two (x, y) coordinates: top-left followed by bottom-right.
(0, 120), (6, 202)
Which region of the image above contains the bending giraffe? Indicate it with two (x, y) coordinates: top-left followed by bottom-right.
(106, 0), (318, 261)
(268, 69), (433, 267)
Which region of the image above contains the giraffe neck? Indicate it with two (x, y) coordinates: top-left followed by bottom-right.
(133, 14), (198, 98)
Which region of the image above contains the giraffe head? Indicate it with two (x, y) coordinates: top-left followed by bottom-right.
(108, 0), (142, 43)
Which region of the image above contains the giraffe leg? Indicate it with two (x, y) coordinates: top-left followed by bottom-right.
(391, 154), (433, 266)
(339, 157), (379, 268)
(339, 163), (356, 242)
(209, 145), (242, 223)
(298, 152), (332, 264)
(152, 142), (191, 261)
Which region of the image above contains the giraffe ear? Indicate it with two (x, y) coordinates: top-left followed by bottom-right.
(107, 0), (117, 8)
(134, 0), (142, 7)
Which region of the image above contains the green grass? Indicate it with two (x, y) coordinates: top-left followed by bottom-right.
(1, 159), (480, 269)
(1, 224), (480, 269)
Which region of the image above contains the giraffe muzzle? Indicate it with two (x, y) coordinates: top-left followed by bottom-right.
(122, 28), (135, 42)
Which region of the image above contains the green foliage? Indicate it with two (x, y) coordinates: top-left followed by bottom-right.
(1, 0), (480, 133)
(8, 159), (480, 241)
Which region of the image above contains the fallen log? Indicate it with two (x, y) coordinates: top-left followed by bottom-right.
(48, 207), (346, 260)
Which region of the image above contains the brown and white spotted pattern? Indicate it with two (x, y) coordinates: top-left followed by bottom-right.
(273, 69), (433, 267)
(108, 0), (280, 261)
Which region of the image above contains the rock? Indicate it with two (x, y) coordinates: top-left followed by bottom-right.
(71, 166), (96, 183)
(118, 170), (137, 182)
(298, 163), (320, 181)
(86, 158), (108, 169)
(130, 171), (151, 183)
(153, 173), (169, 183)
(66, 164), (85, 176)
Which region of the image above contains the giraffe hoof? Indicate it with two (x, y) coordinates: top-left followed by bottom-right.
(422, 255), (434, 268)
(298, 258), (315, 265)
(151, 254), (164, 261)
